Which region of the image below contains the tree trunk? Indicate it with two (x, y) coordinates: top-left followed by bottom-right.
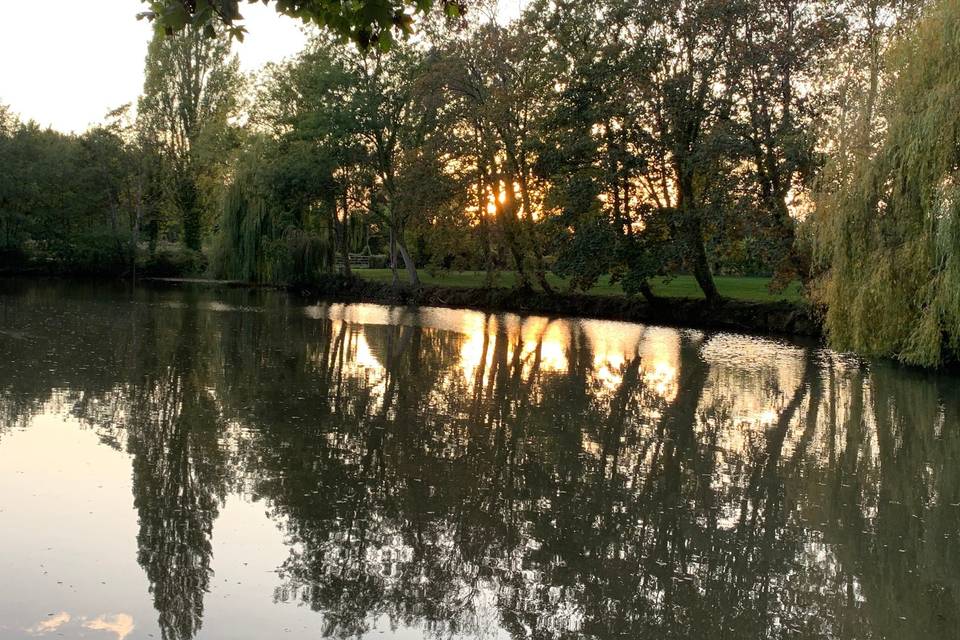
(638, 280), (658, 304)
(498, 188), (532, 291)
(507, 239), (532, 291)
(677, 171), (720, 303)
(132, 183), (143, 283)
(509, 153), (553, 295)
(335, 202), (352, 279)
(687, 217), (720, 303)
(396, 235), (420, 287)
(533, 261), (554, 295)
(388, 228), (400, 290)
(109, 200), (125, 259)
(477, 166), (495, 288)
(176, 172), (202, 252)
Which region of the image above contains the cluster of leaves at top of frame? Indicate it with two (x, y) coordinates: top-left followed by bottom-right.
(138, 0), (466, 50)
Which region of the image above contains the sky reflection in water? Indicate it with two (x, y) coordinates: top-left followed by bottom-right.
(1, 280), (959, 640)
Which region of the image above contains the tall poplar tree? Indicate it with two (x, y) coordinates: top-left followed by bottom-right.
(138, 25), (241, 251)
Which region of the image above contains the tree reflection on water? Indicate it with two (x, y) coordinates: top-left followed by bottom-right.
(1, 281), (959, 639)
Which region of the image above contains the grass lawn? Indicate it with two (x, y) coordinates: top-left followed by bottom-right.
(355, 269), (803, 303)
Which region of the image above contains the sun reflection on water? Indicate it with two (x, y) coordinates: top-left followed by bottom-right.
(300, 303), (819, 462)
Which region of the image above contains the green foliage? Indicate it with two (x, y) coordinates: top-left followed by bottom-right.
(138, 0), (466, 49)
(210, 146), (334, 284)
(814, 0), (960, 366)
(141, 242), (207, 276)
(253, 35), (463, 285)
(6, 0), (950, 366)
(138, 23), (242, 251)
(528, 0), (839, 301)
(211, 168), (270, 281)
(553, 218), (617, 292)
(0, 110), (163, 273)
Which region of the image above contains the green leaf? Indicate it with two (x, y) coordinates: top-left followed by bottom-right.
(162, 3), (190, 30)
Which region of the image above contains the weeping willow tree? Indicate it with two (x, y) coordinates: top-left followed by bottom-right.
(814, 0), (960, 366)
(211, 163), (333, 284)
(211, 170), (269, 282)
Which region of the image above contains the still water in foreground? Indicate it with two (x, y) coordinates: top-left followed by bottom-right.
(1, 280), (959, 640)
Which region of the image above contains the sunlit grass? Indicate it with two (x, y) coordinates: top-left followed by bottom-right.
(355, 269), (804, 303)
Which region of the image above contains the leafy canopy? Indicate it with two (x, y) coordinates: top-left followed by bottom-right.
(814, 0), (960, 366)
(138, 0), (466, 49)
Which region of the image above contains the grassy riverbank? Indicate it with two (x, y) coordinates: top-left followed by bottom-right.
(293, 274), (821, 338)
(355, 270), (804, 303)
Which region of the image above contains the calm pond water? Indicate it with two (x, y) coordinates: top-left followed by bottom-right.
(1, 279), (959, 640)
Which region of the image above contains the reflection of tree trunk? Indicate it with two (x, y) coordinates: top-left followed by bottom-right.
(664, 335), (711, 443)
(763, 355), (815, 469)
(469, 317), (491, 403)
(726, 352), (816, 628)
(787, 352), (826, 471)
(635, 335), (710, 603)
(599, 355), (643, 472)
(477, 327), (527, 528)
(833, 364), (960, 639)
(125, 303), (227, 640)
(840, 370), (865, 479)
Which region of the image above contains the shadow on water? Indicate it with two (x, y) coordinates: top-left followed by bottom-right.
(1, 278), (959, 639)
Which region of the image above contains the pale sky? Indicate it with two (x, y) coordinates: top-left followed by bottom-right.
(0, 0), (308, 133)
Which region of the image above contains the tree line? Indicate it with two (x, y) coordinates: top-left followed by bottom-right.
(2, 0), (958, 364)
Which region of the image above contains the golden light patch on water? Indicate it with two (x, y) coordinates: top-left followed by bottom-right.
(447, 313), (687, 399)
(756, 409), (780, 426)
(517, 317), (569, 373)
(644, 360), (679, 400)
(593, 362), (626, 390)
(638, 328), (682, 401)
(348, 325), (383, 373)
(699, 333), (808, 457)
(417, 307), (491, 336)
(457, 314), (497, 384)
(300, 305), (824, 442)
(305, 302), (409, 326)
(26, 611), (70, 635)
(25, 610), (137, 639)
(457, 315), (572, 384)
(583, 320), (644, 360)
(582, 320), (642, 391)
(82, 614), (135, 640)
(581, 433), (604, 460)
